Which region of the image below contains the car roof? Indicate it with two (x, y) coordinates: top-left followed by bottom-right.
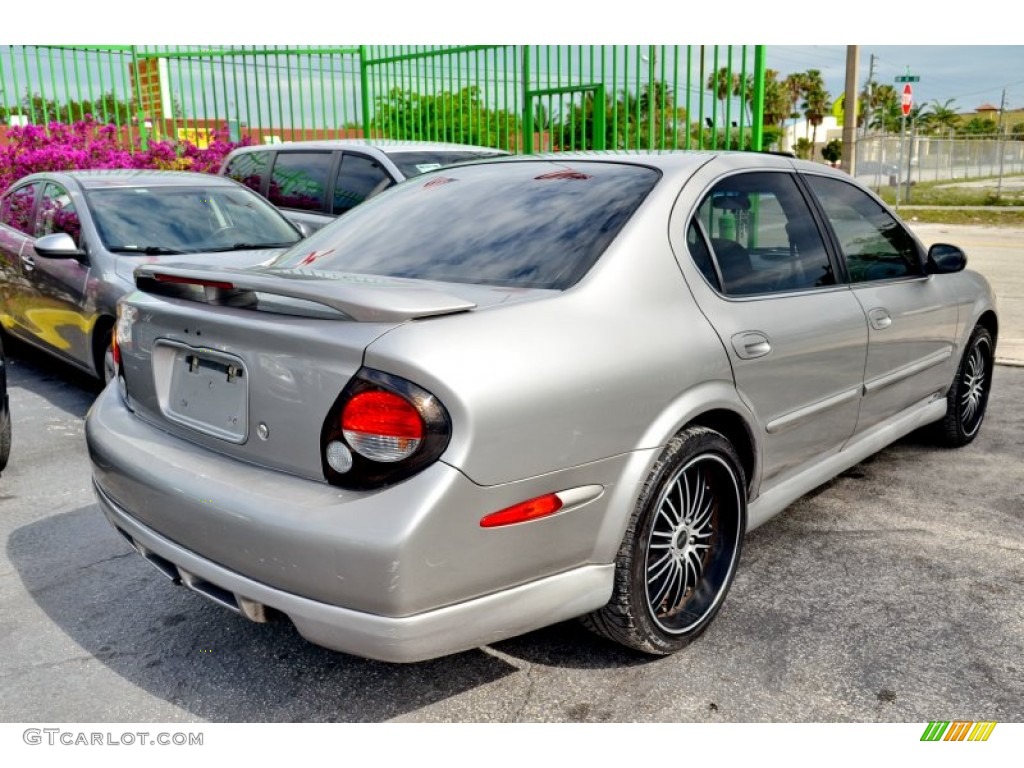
(23, 169), (247, 191)
(227, 139), (509, 155)
(444, 148), (828, 174)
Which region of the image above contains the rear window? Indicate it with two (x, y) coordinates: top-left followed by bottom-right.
(386, 150), (509, 178)
(271, 160), (661, 290)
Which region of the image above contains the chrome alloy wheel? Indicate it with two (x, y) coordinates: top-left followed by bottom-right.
(960, 335), (990, 437)
(644, 453), (742, 635)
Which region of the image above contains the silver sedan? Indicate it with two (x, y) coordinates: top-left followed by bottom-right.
(85, 151), (997, 662)
(0, 170), (305, 382)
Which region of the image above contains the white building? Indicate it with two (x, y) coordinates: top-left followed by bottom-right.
(780, 115), (842, 159)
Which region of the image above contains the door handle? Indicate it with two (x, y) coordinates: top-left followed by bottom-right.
(21, 253), (35, 272)
(731, 331), (772, 360)
(868, 307), (892, 330)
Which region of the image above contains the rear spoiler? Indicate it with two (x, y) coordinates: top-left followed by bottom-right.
(134, 264), (477, 323)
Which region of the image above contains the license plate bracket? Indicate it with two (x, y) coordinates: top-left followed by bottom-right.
(155, 341), (248, 443)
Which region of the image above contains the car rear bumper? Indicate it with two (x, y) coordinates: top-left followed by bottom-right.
(95, 480), (613, 662)
(85, 384), (641, 661)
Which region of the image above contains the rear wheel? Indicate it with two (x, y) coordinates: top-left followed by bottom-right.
(583, 426), (746, 655)
(93, 322), (116, 385)
(934, 325), (994, 447)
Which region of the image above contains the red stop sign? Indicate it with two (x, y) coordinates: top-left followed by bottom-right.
(901, 84), (913, 116)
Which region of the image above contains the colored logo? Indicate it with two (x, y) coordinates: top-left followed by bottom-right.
(921, 721), (997, 742)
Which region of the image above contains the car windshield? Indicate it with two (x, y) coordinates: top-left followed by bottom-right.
(86, 185), (302, 254)
(385, 150), (509, 178)
(271, 160), (661, 290)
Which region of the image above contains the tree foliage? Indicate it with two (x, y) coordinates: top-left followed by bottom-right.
(370, 86), (516, 149)
(821, 138), (842, 165)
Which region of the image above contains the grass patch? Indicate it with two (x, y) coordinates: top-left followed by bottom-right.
(853, 174), (1024, 226)
(869, 175), (1024, 207)
(897, 208), (1024, 227)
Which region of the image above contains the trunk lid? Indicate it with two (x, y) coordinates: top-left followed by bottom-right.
(117, 263), (477, 481)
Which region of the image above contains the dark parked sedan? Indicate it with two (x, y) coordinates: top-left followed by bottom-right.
(0, 170), (305, 382)
(87, 151), (997, 662)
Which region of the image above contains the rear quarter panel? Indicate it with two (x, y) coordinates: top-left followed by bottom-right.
(363, 199), (738, 488)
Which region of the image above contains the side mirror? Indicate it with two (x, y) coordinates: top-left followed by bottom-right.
(34, 232), (85, 259)
(292, 220), (313, 238)
(927, 243), (967, 274)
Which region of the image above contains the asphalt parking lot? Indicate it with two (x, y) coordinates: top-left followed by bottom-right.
(1, 223), (1021, 723)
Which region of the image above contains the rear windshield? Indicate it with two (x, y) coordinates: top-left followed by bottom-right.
(386, 150), (508, 177)
(270, 160), (660, 290)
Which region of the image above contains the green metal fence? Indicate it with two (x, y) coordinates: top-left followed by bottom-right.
(1, 45), (766, 153)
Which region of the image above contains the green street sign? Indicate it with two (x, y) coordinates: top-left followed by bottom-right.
(895, 75), (921, 82)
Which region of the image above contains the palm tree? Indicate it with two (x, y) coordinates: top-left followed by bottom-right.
(928, 99), (960, 136)
(783, 72), (806, 126)
(732, 72), (755, 123)
(862, 83), (898, 133)
(706, 67), (733, 116)
(799, 70), (830, 153)
(761, 69), (790, 129)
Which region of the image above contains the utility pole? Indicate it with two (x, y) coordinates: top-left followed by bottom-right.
(862, 53), (876, 139)
(841, 46), (859, 174)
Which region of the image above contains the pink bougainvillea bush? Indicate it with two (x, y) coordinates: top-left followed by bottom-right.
(0, 116), (251, 195)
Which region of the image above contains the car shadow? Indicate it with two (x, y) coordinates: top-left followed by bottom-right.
(6, 503), (647, 722)
(3, 335), (102, 419)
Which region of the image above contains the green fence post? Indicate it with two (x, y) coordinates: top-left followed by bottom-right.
(751, 45), (766, 151)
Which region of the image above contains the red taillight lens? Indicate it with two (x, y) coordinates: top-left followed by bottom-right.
(341, 390), (424, 462)
(480, 494), (564, 528)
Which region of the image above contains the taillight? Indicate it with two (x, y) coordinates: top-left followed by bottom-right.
(342, 391), (423, 462)
(321, 368), (451, 490)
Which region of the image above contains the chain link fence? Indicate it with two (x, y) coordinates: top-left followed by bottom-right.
(854, 134), (1024, 189)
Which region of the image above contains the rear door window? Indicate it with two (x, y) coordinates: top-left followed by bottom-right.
(691, 172), (836, 296)
(268, 152), (332, 213)
(332, 153), (394, 215)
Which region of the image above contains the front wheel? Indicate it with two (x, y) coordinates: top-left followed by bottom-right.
(934, 324), (994, 447)
(582, 426), (747, 655)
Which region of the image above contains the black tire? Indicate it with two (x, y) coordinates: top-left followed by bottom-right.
(582, 426), (747, 655)
(94, 324), (116, 385)
(934, 325), (994, 447)
(0, 400), (10, 474)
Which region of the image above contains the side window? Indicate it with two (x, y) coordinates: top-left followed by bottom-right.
(268, 152), (331, 212)
(333, 154), (394, 215)
(1, 183), (40, 235)
(690, 172), (835, 297)
(223, 152), (268, 194)
(804, 174), (923, 282)
(37, 183), (82, 246)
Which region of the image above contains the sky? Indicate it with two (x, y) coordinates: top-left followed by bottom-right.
(7, 1), (1022, 116)
(765, 46), (1024, 114)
